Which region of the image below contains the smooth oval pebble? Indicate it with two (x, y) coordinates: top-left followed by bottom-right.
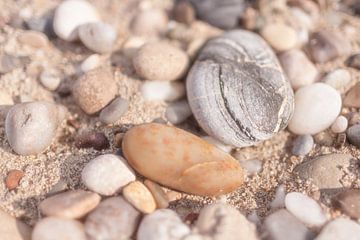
(99, 97), (129, 124)
(39, 190), (101, 219)
(173, 0), (196, 25)
(17, 30), (49, 48)
(81, 154), (135, 196)
(122, 123), (244, 196)
(144, 179), (169, 209)
(288, 83), (341, 135)
(130, 8), (168, 37)
(315, 218), (360, 240)
(346, 124), (360, 147)
(322, 69), (351, 90)
(5, 169), (25, 190)
(140, 80), (185, 102)
(187, 30), (294, 147)
(165, 99), (192, 124)
(0, 209), (31, 240)
(5, 101), (64, 155)
(260, 23), (298, 52)
(123, 181), (156, 214)
(75, 130), (109, 150)
(292, 135), (314, 156)
(137, 209), (191, 240)
(331, 116), (348, 133)
(32, 217), (87, 240)
(333, 189), (360, 219)
(80, 54), (100, 72)
(133, 42), (189, 81)
(285, 192), (327, 227)
(53, 0), (100, 41)
(40, 68), (61, 91)
(85, 197), (141, 240)
(78, 22), (117, 53)
(344, 82), (360, 108)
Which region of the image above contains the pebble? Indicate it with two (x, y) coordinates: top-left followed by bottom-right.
(240, 159), (263, 175)
(165, 99), (192, 124)
(47, 179), (68, 197)
(17, 30), (49, 48)
(75, 130), (109, 150)
(53, 0), (100, 41)
(187, 30), (294, 147)
(307, 30), (351, 63)
(346, 124), (360, 147)
(285, 192), (327, 227)
(140, 80), (185, 101)
(99, 97), (129, 124)
(331, 116), (348, 133)
(322, 69), (351, 90)
(78, 22), (117, 53)
(32, 217), (86, 240)
(5, 101), (64, 155)
(263, 209), (314, 240)
(279, 49), (318, 90)
(81, 154), (135, 196)
(137, 209), (191, 240)
(333, 189), (360, 219)
(0, 209), (32, 240)
(0, 53), (29, 74)
(122, 123), (244, 196)
(270, 185), (286, 209)
(173, 0), (196, 25)
(346, 54), (360, 70)
(39, 190), (101, 219)
(288, 83), (342, 135)
(85, 197), (141, 240)
(202, 136), (233, 153)
(0, 90), (14, 105)
(196, 203), (258, 240)
(314, 131), (334, 146)
(292, 135), (314, 156)
(344, 82), (360, 108)
(5, 169), (25, 190)
(133, 42), (189, 81)
(72, 68), (117, 114)
(123, 181), (157, 214)
(144, 179), (169, 209)
(25, 13), (56, 38)
(260, 23), (298, 51)
(39, 68), (61, 91)
(130, 8), (168, 37)
(294, 154), (354, 190)
(80, 54), (100, 72)
(315, 218), (360, 240)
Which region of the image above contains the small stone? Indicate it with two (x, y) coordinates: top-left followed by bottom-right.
(264, 209), (314, 240)
(5, 101), (64, 155)
(285, 192), (327, 227)
(270, 185), (286, 209)
(130, 9), (168, 37)
(25, 13), (56, 38)
(80, 54), (100, 72)
(331, 116), (348, 133)
(75, 130), (109, 150)
(294, 154), (355, 190)
(123, 181), (157, 214)
(279, 49), (318, 90)
(137, 209), (191, 240)
(47, 179), (68, 197)
(314, 131), (334, 146)
(0, 53), (29, 74)
(315, 218), (360, 240)
(72, 68), (117, 114)
(292, 135), (314, 156)
(346, 124), (360, 147)
(133, 42), (189, 81)
(322, 69), (351, 90)
(307, 30), (351, 63)
(173, 0), (196, 25)
(144, 179), (169, 209)
(0, 209), (31, 240)
(99, 97), (129, 124)
(346, 53), (360, 70)
(5, 169), (24, 190)
(39, 190), (101, 219)
(260, 23), (298, 52)
(32, 217), (86, 240)
(333, 189), (360, 219)
(240, 159), (263, 175)
(53, 0), (100, 41)
(85, 197), (141, 240)
(344, 83), (360, 108)
(335, 133), (347, 148)
(81, 154), (135, 196)
(40, 68), (61, 91)
(288, 83), (342, 135)
(140, 80), (185, 101)
(0, 90), (14, 105)
(17, 30), (49, 48)
(78, 22), (117, 53)
(165, 99), (192, 124)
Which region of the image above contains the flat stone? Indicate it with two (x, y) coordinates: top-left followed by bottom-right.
(292, 135), (314, 156)
(123, 181), (157, 214)
(333, 189), (360, 219)
(140, 80), (185, 102)
(0, 209), (31, 240)
(315, 218), (360, 240)
(144, 179), (169, 209)
(344, 82), (360, 108)
(99, 97), (129, 124)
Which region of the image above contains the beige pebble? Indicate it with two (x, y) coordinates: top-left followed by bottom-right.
(260, 23), (297, 51)
(39, 190), (101, 219)
(80, 54), (100, 73)
(0, 209), (32, 240)
(40, 68), (61, 91)
(144, 179), (169, 209)
(331, 116), (348, 133)
(17, 30), (49, 48)
(130, 8), (168, 37)
(344, 82), (360, 108)
(123, 181), (157, 214)
(5, 169), (24, 190)
(133, 42), (189, 81)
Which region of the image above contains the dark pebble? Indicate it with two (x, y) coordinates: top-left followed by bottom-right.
(75, 131), (110, 151)
(25, 12), (56, 38)
(292, 135), (314, 156)
(346, 54), (360, 70)
(333, 189), (360, 219)
(173, 0), (196, 25)
(346, 124), (360, 147)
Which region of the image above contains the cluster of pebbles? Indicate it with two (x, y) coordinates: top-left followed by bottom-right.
(1, 0), (360, 239)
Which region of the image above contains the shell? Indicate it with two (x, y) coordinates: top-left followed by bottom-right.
(186, 30), (294, 147)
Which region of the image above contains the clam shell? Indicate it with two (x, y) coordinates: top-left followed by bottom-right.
(186, 30), (294, 147)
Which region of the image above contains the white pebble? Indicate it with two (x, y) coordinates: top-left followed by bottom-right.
(316, 218), (360, 240)
(40, 68), (61, 91)
(331, 116), (348, 133)
(270, 185), (286, 209)
(81, 154), (136, 196)
(80, 54), (100, 72)
(140, 81), (185, 102)
(240, 159), (263, 175)
(165, 99), (192, 124)
(323, 69), (351, 90)
(99, 97), (129, 124)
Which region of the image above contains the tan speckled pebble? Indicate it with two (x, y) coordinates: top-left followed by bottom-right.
(123, 181), (157, 214)
(133, 42), (189, 81)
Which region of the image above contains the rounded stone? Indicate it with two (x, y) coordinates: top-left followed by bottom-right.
(331, 116), (348, 133)
(144, 179), (169, 209)
(316, 218), (360, 240)
(165, 99), (192, 124)
(344, 82), (360, 108)
(5, 101), (64, 155)
(133, 42), (189, 81)
(78, 22), (117, 53)
(260, 23), (298, 52)
(80, 54), (100, 73)
(5, 169), (25, 190)
(140, 80), (185, 102)
(334, 189), (360, 219)
(123, 181), (157, 214)
(53, 0), (100, 41)
(322, 69), (351, 90)
(186, 30), (294, 147)
(40, 68), (61, 91)
(346, 124), (360, 147)
(288, 83), (341, 135)
(99, 97), (129, 124)
(292, 135), (314, 156)
(17, 30), (49, 48)
(130, 9), (168, 37)
(81, 154), (136, 196)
